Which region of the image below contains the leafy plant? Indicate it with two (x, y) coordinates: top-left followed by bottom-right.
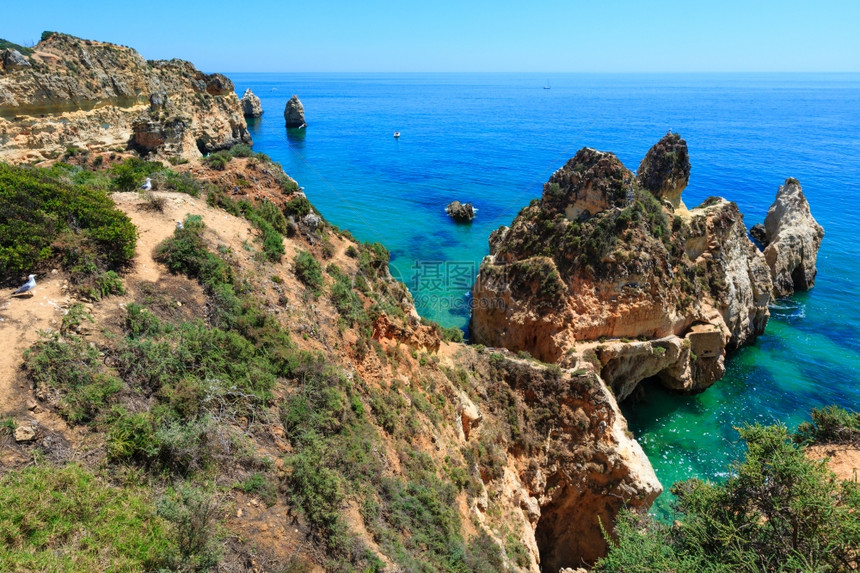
(294, 250), (323, 295)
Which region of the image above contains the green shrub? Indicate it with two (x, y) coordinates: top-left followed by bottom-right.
(154, 215), (232, 288)
(25, 333), (122, 423)
(795, 405), (860, 445)
(0, 163), (137, 280)
(203, 151), (231, 171)
(330, 274), (367, 327)
(88, 269), (125, 300)
(156, 484), (222, 571)
(294, 250), (323, 295)
(228, 144), (254, 158)
(596, 422), (860, 573)
(440, 326), (464, 343)
(234, 472), (278, 507)
(284, 196), (313, 219)
(110, 157), (162, 191)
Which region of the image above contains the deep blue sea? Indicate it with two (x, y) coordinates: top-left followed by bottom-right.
(231, 73), (860, 516)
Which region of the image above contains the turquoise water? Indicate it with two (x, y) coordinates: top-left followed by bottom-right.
(231, 73), (860, 513)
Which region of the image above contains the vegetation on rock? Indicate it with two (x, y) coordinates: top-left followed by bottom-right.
(596, 408), (860, 573)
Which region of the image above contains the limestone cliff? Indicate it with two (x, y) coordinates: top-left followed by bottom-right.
(447, 347), (660, 570)
(472, 133), (774, 400)
(0, 32), (250, 163)
(758, 178), (825, 298)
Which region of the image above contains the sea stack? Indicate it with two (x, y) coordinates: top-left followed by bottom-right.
(636, 131), (691, 211)
(758, 178), (825, 298)
(445, 201), (475, 223)
(284, 95), (305, 127)
(240, 88), (263, 118)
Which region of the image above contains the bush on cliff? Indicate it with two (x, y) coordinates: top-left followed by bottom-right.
(0, 162), (137, 281)
(596, 417), (860, 573)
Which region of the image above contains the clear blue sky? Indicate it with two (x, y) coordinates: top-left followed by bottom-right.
(3, 0), (858, 73)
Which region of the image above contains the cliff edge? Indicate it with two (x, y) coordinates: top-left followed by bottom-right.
(0, 32), (250, 163)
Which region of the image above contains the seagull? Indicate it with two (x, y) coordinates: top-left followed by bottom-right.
(12, 274), (36, 295)
(140, 177), (152, 191)
(176, 221), (184, 230)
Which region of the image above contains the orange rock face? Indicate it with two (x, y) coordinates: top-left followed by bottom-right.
(472, 136), (773, 400)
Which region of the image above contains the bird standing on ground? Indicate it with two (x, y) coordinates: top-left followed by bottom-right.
(140, 177), (152, 191)
(176, 221), (184, 230)
(12, 274), (36, 295)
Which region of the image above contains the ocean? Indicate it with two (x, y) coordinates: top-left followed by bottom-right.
(231, 72), (860, 516)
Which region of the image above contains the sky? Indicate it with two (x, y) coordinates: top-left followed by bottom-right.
(2, 0), (859, 73)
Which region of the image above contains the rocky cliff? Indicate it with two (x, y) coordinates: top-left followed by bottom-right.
(472, 134), (784, 400)
(758, 178), (825, 298)
(0, 32), (250, 163)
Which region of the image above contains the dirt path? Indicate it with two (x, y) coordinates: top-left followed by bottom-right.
(0, 275), (68, 417)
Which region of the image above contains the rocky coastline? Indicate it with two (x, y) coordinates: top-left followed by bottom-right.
(471, 133), (823, 401)
(0, 35), (828, 572)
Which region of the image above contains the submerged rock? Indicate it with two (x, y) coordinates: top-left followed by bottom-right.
(284, 94), (305, 127)
(445, 200), (475, 223)
(760, 178), (825, 298)
(240, 88), (263, 118)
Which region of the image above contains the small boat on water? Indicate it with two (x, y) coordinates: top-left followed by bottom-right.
(544, 80), (551, 89)
(394, 131), (401, 138)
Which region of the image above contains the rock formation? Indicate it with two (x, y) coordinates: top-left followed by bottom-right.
(471, 134), (775, 400)
(757, 178), (825, 298)
(284, 95), (305, 127)
(2, 49), (31, 71)
(446, 200), (475, 223)
(240, 88), (263, 118)
(636, 131), (691, 210)
(477, 352), (661, 570)
(0, 33), (251, 163)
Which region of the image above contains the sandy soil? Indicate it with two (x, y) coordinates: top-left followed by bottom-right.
(0, 274), (68, 417)
(807, 443), (860, 483)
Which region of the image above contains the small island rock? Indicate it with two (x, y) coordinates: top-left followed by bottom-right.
(240, 88), (263, 118)
(284, 94), (305, 127)
(446, 200), (475, 223)
(761, 178), (825, 298)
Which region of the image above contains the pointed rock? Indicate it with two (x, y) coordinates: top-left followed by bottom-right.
(761, 178), (825, 297)
(240, 88), (263, 118)
(284, 95), (305, 127)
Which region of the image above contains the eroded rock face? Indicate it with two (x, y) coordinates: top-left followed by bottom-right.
(760, 178), (825, 298)
(284, 94), (305, 127)
(2, 49), (31, 72)
(0, 33), (251, 162)
(636, 132), (691, 210)
(475, 353), (661, 570)
(472, 135), (774, 399)
(240, 88), (263, 118)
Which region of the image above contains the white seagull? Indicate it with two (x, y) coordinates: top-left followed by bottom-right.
(140, 177), (152, 191)
(12, 274), (36, 295)
(176, 221), (184, 230)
